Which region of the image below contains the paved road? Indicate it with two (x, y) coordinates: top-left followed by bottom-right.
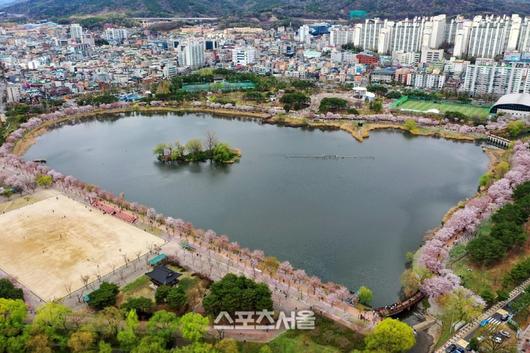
(436, 277), (530, 353)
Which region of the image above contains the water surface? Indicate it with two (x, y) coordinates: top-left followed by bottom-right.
(25, 113), (489, 306)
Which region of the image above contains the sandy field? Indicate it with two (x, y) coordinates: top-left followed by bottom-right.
(0, 191), (164, 301)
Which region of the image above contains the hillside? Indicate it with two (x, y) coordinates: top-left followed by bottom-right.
(4, 0), (530, 20)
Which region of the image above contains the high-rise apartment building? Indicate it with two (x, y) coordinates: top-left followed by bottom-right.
(177, 39), (206, 68)
(329, 26), (355, 47)
(462, 62), (530, 96)
(69, 24), (83, 41)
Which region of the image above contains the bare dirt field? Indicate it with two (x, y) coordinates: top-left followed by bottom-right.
(0, 191), (164, 301)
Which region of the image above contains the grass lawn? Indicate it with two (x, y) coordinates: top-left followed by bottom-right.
(396, 99), (490, 119)
(119, 275), (154, 303)
(121, 275), (150, 293)
(239, 316), (364, 353)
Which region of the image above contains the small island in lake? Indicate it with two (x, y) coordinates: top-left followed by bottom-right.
(153, 134), (241, 165)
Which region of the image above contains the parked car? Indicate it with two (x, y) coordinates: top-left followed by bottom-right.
(445, 344), (457, 353)
(499, 330), (511, 338)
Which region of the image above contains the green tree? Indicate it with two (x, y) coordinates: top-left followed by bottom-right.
(92, 306), (122, 340)
(172, 342), (217, 353)
(28, 302), (72, 348)
(467, 235), (506, 265)
(32, 303), (71, 343)
(67, 330), (95, 353)
(507, 120), (525, 137)
(26, 333), (52, 353)
(369, 99), (383, 113)
(357, 286), (373, 306)
(117, 310), (139, 352)
(258, 346), (273, 353)
(87, 282), (119, 310)
(121, 297), (154, 316)
(439, 288), (484, 333)
(131, 336), (168, 353)
(153, 143), (170, 156)
(319, 97), (349, 113)
(203, 274), (273, 316)
(480, 288), (496, 306)
(279, 92), (310, 111)
(212, 143), (237, 163)
(35, 174), (53, 188)
(147, 310), (179, 345)
(178, 313), (209, 342)
(215, 338), (239, 353)
(98, 341), (112, 353)
(0, 298), (27, 350)
(155, 285), (172, 304)
(166, 287), (187, 310)
(185, 139), (204, 160)
(364, 318), (415, 353)
(404, 119), (417, 131)
(0, 279), (23, 300)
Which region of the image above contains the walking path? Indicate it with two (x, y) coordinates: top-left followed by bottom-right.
(436, 277), (530, 353)
(161, 239), (377, 332)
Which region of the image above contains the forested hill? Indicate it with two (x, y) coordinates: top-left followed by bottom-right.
(4, 0), (530, 20)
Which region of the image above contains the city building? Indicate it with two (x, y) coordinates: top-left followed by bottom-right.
(177, 39), (206, 68)
(490, 92), (530, 118)
(232, 46), (256, 66)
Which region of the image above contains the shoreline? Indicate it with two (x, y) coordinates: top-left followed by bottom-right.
(13, 105), (480, 156)
(7, 105), (498, 321)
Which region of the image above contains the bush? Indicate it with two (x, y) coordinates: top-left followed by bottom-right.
(203, 274), (272, 316)
(87, 282), (119, 310)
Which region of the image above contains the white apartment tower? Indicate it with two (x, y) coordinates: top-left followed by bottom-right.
(298, 25), (311, 43)
(69, 24), (83, 41)
(462, 62), (530, 96)
(354, 15), (446, 54)
(232, 46), (256, 66)
(330, 26), (355, 47)
(177, 39), (206, 68)
(454, 15), (524, 59)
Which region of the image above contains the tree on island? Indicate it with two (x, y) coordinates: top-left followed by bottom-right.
(154, 134), (240, 165)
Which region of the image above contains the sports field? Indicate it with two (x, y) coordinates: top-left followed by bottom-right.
(0, 191), (164, 301)
(396, 99), (491, 118)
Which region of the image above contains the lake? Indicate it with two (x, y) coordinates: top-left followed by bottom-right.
(24, 112), (489, 306)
